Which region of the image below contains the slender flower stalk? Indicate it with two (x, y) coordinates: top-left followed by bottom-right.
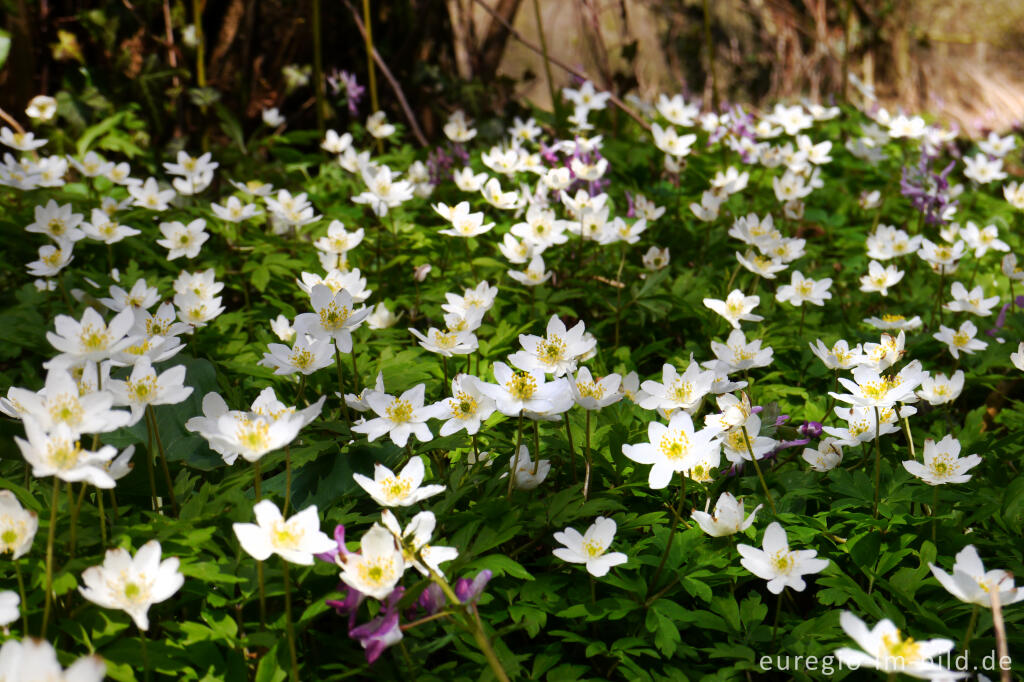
(336, 347), (352, 429)
(563, 413), (577, 482)
(742, 425), (777, 515)
(253, 460), (267, 629)
(583, 410), (593, 500)
(14, 558), (28, 633)
(41, 476), (60, 637)
(505, 411), (525, 500)
(872, 406), (882, 518)
(282, 558), (300, 682)
(649, 473), (687, 594)
(147, 405), (178, 516)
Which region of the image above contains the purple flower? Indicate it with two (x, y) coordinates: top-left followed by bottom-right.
(327, 584), (366, 630)
(415, 583), (446, 616)
(349, 587), (405, 664)
(454, 570), (493, 604)
(799, 421), (824, 438)
(773, 414), (790, 427)
(327, 69), (365, 115)
(316, 524), (350, 564)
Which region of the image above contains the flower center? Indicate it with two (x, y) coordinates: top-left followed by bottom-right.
(583, 540), (606, 558)
(451, 392), (477, 418)
(271, 520), (303, 549)
(47, 438), (83, 469)
(770, 550), (794, 574)
(385, 399), (414, 423)
(658, 433), (689, 460)
(537, 336), (566, 365)
(79, 324), (110, 351)
(290, 348), (314, 369)
(507, 372), (537, 401)
(880, 631), (922, 664)
(129, 375), (158, 403)
(49, 394), (83, 426)
(236, 420), (271, 452)
(318, 302), (351, 330)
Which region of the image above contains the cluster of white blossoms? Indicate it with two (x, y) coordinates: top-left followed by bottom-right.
(3, 66), (1024, 680)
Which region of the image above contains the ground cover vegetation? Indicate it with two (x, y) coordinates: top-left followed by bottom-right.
(0, 42), (1023, 682)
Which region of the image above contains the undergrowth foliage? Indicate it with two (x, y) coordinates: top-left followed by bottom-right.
(0, 79), (1022, 681)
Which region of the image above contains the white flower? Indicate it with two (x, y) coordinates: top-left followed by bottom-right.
(337, 524), (406, 599)
(478, 362), (568, 416)
(831, 361), (925, 408)
(25, 199), (84, 243)
(438, 375), (496, 436)
(552, 517), (628, 577)
(261, 107), (285, 127)
(834, 611), (965, 680)
(366, 111), (396, 138)
(0, 127), (48, 151)
(409, 327), (477, 357)
(258, 334), (334, 376)
(79, 540), (184, 630)
(0, 592), (18, 627)
(929, 545), (1024, 608)
(903, 435), (981, 485)
(638, 361), (715, 415)
(622, 411), (722, 488)
(642, 246), (670, 270)
(719, 412), (777, 465)
(863, 314), (922, 332)
(961, 221), (1009, 257)
(0, 491), (38, 559)
(710, 329), (774, 372)
(737, 522), (828, 594)
(692, 493), (762, 537)
(380, 510), (458, 576)
(107, 357), (192, 425)
(775, 271), (832, 306)
(294, 284), (370, 353)
(15, 419), (118, 487)
(917, 370), (964, 406)
(802, 438), (844, 472)
(129, 177), (176, 211)
(322, 129), (352, 154)
(1012, 342), (1024, 371)
(735, 250), (787, 279)
(0, 638), (105, 681)
(5, 366), (128, 434)
(352, 457), (445, 507)
(351, 384), (443, 447)
(504, 444), (551, 490)
(233, 500), (336, 565)
(211, 196), (260, 223)
(570, 367), (622, 410)
(26, 95), (58, 121)
(509, 315), (595, 377)
(933, 320), (987, 359)
(156, 219), (209, 260)
(944, 282), (1000, 316)
(703, 290), (763, 329)
(963, 153), (1006, 184)
(809, 339), (863, 370)
(859, 260), (905, 296)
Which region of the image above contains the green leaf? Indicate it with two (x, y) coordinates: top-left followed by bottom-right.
(0, 29), (10, 70)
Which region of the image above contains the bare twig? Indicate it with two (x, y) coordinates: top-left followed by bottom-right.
(0, 107), (25, 135)
(469, 0), (651, 131)
(342, 0), (429, 147)
(990, 576), (1012, 682)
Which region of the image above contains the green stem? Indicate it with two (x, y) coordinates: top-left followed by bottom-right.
(742, 425), (777, 515)
(284, 445), (293, 516)
(649, 474), (687, 594)
(962, 604), (980, 653)
(144, 407), (161, 513)
(335, 347), (352, 430)
(702, 0), (718, 110)
(148, 405), (179, 516)
(254, 461), (267, 629)
(872, 406), (882, 518)
(427, 568), (510, 682)
(311, 0), (325, 134)
(96, 485), (107, 547)
(68, 482), (84, 559)
(350, 349), (363, 393)
(583, 410), (593, 500)
(506, 411), (525, 500)
(361, 0), (381, 154)
(531, 0), (558, 119)
(563, 412), (578, 483)
(442, 355), (450, 390)
(41, 476), (60, 638)
(140, 625), (153, 682)
(14, 559), (28, 634)
(193, 0), (206, 88)
(282, 559), (300, 682)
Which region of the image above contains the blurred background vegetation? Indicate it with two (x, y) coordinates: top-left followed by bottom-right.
(2, 0), (1023, 150)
